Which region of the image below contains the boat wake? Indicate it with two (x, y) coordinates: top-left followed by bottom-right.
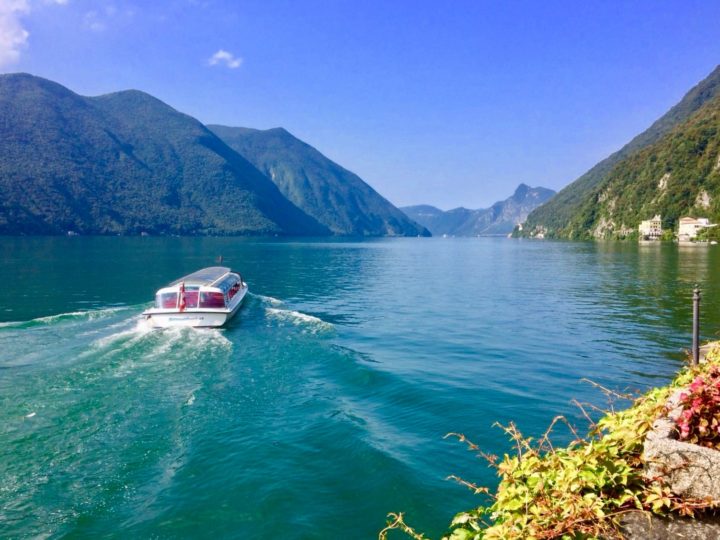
(0, 305), (232, 374)
(0, 305), (132, 330)
(82, 318), (232, 364)
(250, 293), (334, 334)
(252, 293), (283, 306)
(0, 293), (330, 376)
(265, 307), (334, 333)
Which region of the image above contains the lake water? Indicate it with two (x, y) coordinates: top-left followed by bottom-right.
(1, 237), (719, 539)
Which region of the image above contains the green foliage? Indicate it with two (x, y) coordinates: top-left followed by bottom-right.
(382, 350), (720, 540)
(658, 230), (675, 241)
(521, 65), (720, 239)
(697, 226), (720, 241)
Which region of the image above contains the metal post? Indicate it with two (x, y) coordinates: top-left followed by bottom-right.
(692, 286), (701, 365)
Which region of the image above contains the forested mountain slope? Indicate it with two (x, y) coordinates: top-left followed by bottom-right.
(555, 90), (720, 238)
(209, 125), (430, 236)
(0, 73), (329, 235)
(521, 65), (720, 238)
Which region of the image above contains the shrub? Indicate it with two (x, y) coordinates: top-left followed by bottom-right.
(675, 366), (720, 448)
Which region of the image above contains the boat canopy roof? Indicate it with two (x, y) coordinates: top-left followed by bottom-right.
(169, 266), (235, 288)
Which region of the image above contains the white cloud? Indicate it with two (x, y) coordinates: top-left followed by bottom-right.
(0, 0), (69, 68)
(208, 49), (242, 69)
(0, 0), (31, 68)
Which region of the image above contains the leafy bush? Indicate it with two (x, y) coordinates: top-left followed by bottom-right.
(696, 226), (720, 242)
(675, 367), (720, 448)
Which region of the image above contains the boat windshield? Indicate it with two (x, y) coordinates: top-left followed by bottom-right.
(157, 292), (177, 309)
(156, 287), (200, 309)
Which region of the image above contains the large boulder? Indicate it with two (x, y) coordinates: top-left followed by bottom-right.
(643, 390), (720, 501)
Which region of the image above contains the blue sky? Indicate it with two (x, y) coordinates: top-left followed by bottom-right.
(3, 1), (720, 209)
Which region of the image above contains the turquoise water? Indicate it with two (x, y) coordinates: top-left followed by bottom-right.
(1, 237), (719, 538)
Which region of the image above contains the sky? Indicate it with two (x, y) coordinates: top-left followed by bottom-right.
(2, 0), (720, 210)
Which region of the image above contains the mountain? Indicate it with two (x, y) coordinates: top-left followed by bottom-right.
(397, 205), (454, 235)
(0, 73), (331, 235)
(521, 64), (720, 238)
(208, 125), (430, 237)
(402, 184), (555, 236)
(537, 87), (720, 239)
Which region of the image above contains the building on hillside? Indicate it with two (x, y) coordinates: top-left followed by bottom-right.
(677, 216), (716, 241)
(638, 215), (662, 240)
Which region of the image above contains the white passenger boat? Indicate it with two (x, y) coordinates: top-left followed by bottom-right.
(142, 266), (247, 328)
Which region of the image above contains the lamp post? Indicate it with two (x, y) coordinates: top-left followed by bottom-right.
(692, 286), (701, 365)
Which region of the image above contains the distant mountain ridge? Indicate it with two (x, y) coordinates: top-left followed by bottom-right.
(402, 184), (555, 236)
(208, 125), (429, 237)
(0, 73), (425, 237)
(520, 64), (720, 238)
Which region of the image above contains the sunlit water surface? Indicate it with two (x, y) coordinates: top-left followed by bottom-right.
(1, 237), (719, 538)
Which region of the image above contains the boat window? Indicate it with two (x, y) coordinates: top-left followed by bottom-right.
(215, 274), (240, 294)
(157, 292), (177, 309)
(228, 282), (241, 299)
(199, 291), (226, 308)
(184, 289), (199, 309)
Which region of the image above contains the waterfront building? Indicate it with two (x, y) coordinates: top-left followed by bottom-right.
(678, 216), (716, 241)
(638, 215), (662, 240)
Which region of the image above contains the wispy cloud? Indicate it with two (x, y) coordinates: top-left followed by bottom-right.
(0, 0), (69, 68)
(208, 49), (242, 69)
(83, 10), (105, 32)
(83, 4), (133, 33)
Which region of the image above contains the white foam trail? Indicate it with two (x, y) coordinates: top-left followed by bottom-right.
(77, 315), (146, 338)
(265, 307), (333, 332)
(0, 306), (133, 328)
(183, 327), (232, 349)
(91, 320), (151, 350)
(253, 294), (283, 306)
(134, 317), (156, 333)
(88, 321), (231, 361)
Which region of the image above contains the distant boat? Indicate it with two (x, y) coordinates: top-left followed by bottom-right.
(143, 266), (247, 328)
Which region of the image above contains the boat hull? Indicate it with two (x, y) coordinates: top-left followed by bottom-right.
(145, 311), (232, 328)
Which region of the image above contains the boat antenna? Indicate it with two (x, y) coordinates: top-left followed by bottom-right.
(216, 255), (223, 265)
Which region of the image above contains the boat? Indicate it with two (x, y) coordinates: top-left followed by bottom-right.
(142, 266), (248, 328)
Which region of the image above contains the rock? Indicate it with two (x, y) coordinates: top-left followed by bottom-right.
(620, 512), (720, 539)
(643, 390), (720, 502)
